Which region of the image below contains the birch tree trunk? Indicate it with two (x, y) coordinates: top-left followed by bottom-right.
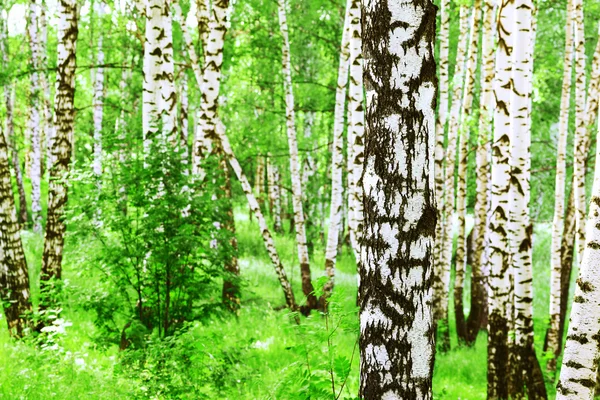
(454, 0), (482, 344)
(437, 6), (470, 351)
(142, 0), (161, 157)
(92, 1), (105, 181)
(556, 116), (600, 400)
(546, 0), (574, 372)
(432, 0), (450, 337)
(1, 17), (28, 226)
(360, 0), (437, 397)
(27, 0), (43, 232)
(0, 124), (32, 338)
(278, 0), (317, 312)
(323, 0), (351, 298)
(40, 0), (55, 173)
(469, 0), (496, 344)
(556, 29), (600, 358)
(508, 5), (546, 398)
(268, 158), (283, 233)
(158, 3), (177, 146)
(573, 0), (587, 265)
(40, 0), (78, 310)
(255, 156), (265, 207)
(488, 0), (514, 396)
(347, 0), (364, 263)
(179, 73), (190, 169)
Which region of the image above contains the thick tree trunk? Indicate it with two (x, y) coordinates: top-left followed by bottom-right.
(546, 0), (574, 372)
(573, 0), (587, 265)
(454, 0), (482, 344)
(508, 5), (546, 399)
(0, 122), (32, 338)
(323, 0), (351, 298)
(27, 0), (43, 232)
(556, 114), (600, 400)
(40, 0), (78, 310)
(347, 0), (364, 264)
(469, 0), (496, 345)
(142, 0), (161, 157)
(278, 0), (317, 313)
(360, 1), (437, 398)
(487, 0), (514, 397)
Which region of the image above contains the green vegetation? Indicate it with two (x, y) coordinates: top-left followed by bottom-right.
(0, 211), (567, 399)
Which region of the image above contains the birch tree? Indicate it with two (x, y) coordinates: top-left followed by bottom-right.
(1, 16), (28, 225)
(278, 0), (317, 312)
(470, 0), (496, 344)
(432, 0), (450, 337)
(556, 110), (600, 400)
(360, 0), (437, 397)
(454, 0), (482, 344)
(546, 0), (574, 372)
(40, 0), (78, 310)
(27, 0), (42, 232)
(323, 0), (351, 297)
(572, 0), (587, 264)
(436, 6), (470, 351)
(93, 1), (105, 181)
(508, 4), (546, 398)
(487, 0), (514, 396)
(0, 123), (32, 338)
(347, 0), (364, 262)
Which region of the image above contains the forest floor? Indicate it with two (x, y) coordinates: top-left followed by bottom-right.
(0, 208), (568, 399)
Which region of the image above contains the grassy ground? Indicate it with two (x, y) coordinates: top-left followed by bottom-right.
(0, 209), (567, 399)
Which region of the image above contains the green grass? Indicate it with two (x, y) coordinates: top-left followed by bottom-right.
(0, 210), (569, 399)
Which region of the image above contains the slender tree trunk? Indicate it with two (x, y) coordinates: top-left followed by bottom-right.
(179, 73), (190, 170)
(323, 0), (351, 298)
(573, 0), (587, 266)
(93, 1), (105, 183)
(469, 0), (496, 345)
(39, 0), (78, 310)
(278, 0), (317, 312)
(360, 0), (437, 397)
(40, 0), (54, 173)
(0, 123), (32, 338)
(487, 0), (514, 397)
(221, 157), (240, 314)
(437, 6), (470, 352)
(432, 0), (450, 332)
(255, 156), (265, 207)
(1, 18), (28, 226)
(347, 0), (364, 264)
(268, 157), (283, 233)
(27, 0), (43, 232)
(142, 0), (161, 157)
(556, 115), (600, 400)
(552, 21), (600, 366)
(546, 0), (575, 372)
(454, 0), (482, 344)
(508, 5), (546, 398)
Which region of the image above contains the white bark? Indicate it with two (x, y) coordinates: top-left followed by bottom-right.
(142, 0), (162, 156)
(573, 0), (587, 265)
(347, 0), (364, 262)
(360, 0), (437, 396)
(556, 106), (600, 400)
(278, 0), (316, 309)
(93, 1), (105, 179)
(487, 0), (514, 396)
(547, 0), (575, 370)
(324, 0), (351, 294)
(27, 0), (42, 232)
